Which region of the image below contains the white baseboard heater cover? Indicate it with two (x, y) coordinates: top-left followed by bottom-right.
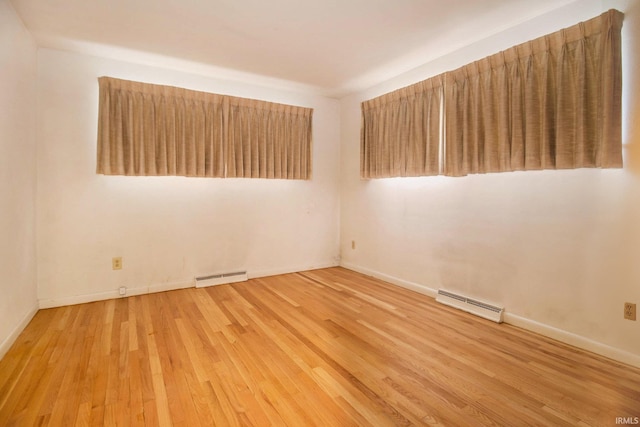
(195, 271), (248, 288)
(436, 289), (504, 323)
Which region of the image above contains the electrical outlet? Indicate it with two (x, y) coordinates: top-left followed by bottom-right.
(119, 286), (127, 296)
(112, 257), (122, 270)
(624, 302), (636, 321)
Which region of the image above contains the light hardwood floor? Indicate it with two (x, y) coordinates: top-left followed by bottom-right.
(1, 267), (639, 426)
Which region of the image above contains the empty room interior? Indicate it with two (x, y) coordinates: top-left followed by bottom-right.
(1, 0), (640, 425)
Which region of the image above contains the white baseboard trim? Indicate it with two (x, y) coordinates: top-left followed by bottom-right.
(37, 262), (341, 310)
(39, 280), (194, 309)
(340, 262), (640, 369)
(0, 304), (39, 360)
(504, 313), (640, 369)
(340, 261), (438, 298)
(248, 261), (339, 280)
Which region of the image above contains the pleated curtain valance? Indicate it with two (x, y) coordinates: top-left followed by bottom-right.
(97, 77), (313, 179)
(361, 9), (624, 178)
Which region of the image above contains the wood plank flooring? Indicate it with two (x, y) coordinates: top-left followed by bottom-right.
(1, 267), (639, 426)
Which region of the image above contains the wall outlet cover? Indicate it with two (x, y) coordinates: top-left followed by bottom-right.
(624, 302), (636, 321)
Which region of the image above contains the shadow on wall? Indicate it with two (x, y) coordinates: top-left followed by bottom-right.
(623, 0), (640, 175)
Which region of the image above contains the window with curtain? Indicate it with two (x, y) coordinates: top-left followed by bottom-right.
(361, 77), (443, 178)
(361, 9), (624, 178)
(226, 97), (312, 179)
(97, 77), (313, 179)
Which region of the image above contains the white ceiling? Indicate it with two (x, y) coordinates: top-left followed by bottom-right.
(10, 0), (575, 97)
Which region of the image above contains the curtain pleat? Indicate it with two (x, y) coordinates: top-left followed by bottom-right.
(444, 9), (623, 176)
(97, 77), (312, 179)
(225, 98), (312, 179)
(361, 76), (443, 178)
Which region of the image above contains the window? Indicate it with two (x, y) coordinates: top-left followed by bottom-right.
(361, 77), (443, 178)
(361, 9), (624, 178)
(97, 77), (313, 179)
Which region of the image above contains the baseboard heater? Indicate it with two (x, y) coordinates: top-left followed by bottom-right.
(436, 289), (504, 323)
(195, 271), (248, 288)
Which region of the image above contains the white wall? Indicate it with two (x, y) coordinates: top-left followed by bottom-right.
(36, 49), (341, 306)
(0, 0), (38, 357)
(340, 0), (640, 366)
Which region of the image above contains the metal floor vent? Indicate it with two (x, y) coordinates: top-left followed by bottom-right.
(436, 289), (504, 323)
(195, 271), (248, 288)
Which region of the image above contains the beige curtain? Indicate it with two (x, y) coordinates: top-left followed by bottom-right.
(444, 9), (624, 177)
(226, 97), (312, 179)
(97, 77), (313, 179)
(361, 76), (443, 178)
(97, 77), (226, 177)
